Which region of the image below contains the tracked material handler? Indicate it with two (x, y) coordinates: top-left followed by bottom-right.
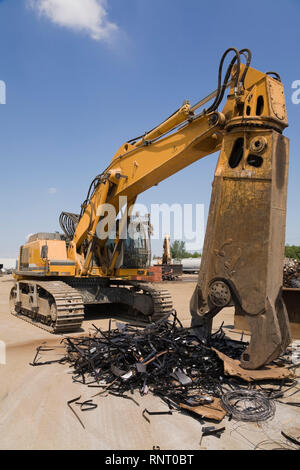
(159, 235), (183, 281)
(10, 48), (291, 369)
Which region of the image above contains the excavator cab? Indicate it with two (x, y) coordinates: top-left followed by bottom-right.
(122, 215), (151, 269)
(105, 214), (152, 269)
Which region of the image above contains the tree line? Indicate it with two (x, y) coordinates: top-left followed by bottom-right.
(168, 241), (300, 261)
(170, 240), (201, 259)
(285, 245), (300, 261)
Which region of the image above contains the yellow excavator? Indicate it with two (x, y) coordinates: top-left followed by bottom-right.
(162, 236), (172, 266)
(10, 47), (291, 369)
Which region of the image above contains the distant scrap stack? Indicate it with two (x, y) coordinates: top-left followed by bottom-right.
(283, 258), (300, 288)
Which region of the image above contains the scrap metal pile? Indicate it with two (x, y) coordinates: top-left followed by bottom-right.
(27, 309), (300, 450)
(283, 259), (300, 288)
(60, 313), (246, 404)
(31, 312), (290, 425)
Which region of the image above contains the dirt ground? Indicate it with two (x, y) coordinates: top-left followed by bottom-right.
(0, 275), (299, 450)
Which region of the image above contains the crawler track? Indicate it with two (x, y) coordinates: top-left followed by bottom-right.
(10, 281), (85, 334)
(139, 284), (174, 322)
(10, 280), (174, 334)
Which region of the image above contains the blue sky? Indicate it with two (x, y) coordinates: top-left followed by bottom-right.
(0, 0), (300, 257)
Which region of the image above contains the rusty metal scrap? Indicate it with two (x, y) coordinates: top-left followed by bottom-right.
(142, 408), (173, 424)
(212, 348), (293, 382)
(58, 313), (248, 405)
(67, 396), (86, 429)
(281, 431), (300, 448)
(221, 390), (276, 422)
(199, 425), (226, 446)
(180, 398), (227, 422)
(30, 312), (295, 425)
(283, 259), (300, 288)
(30, 346), (67, 367)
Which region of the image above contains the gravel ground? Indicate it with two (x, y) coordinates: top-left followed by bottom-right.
(0, 275), (299, 450)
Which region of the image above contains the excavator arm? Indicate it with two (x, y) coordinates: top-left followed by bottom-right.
(67, 109), (223, 274)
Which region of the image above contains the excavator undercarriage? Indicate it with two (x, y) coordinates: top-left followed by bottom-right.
(10, 277), (173, 333)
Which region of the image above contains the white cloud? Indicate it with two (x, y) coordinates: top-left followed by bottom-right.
(48, 187), (57, 194)
(28, 0), (118, 41)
